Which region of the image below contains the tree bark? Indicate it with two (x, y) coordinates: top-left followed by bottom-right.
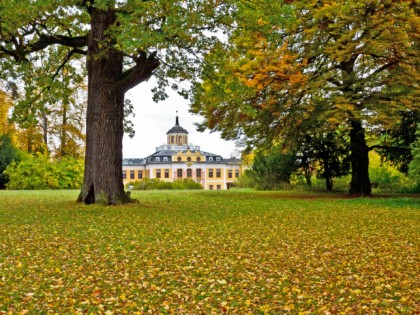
(349, 119), (371, 196)
(77, 8), (125, 204)
(77, 7), (159, 205)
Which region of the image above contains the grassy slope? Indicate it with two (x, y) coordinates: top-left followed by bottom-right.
(0, 190), (419, 314)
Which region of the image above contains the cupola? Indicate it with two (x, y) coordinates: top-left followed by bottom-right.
(166, 111), (189, 145)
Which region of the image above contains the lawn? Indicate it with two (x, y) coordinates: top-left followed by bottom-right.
(0, 190), (419, 314)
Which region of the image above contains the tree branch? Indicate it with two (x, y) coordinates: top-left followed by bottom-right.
(27, 34), (88, 55)
(369, 144), (411, 152)
(0, 34), (88, 61)
(52, 48), (87, 81)
(115, 52), (160, 93)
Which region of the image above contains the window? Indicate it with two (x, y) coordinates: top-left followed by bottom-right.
(122, 171), (126, 179)
(209, 169), (214, 178)
(156, 169), (161, 178)
(138, 170), (143, 179)
(163, 157), (168, 162)
(155, 157), (160, 162)
(196, 168), (202, 178)
(217, 185), (221, 190)
(196, 157), (201, 162)
(228, 170), (233, 178)
(187, 157), (191, 162)
(171, 136), (174, 143)
(177, 157), (182, 162)
(187, 169), (192, 178)
(164, 169), (169, 178)
(130, 171), (135, 179)
(177, 169), (183, 178)
(216, 157), (221, 161)
(216, 169), (221, 178)
(209, 185), (213, 190)
(235, 169), (240, 178)
(208, 157), (213, 162)
(179, 136), (182, 143)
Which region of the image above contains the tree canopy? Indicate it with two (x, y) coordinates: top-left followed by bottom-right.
(191, 0), (419, 195)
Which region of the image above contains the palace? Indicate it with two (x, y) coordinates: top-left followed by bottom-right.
(122, 113), (242, 190)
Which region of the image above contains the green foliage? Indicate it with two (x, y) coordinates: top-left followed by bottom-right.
(0, 190), (418, 313)
(247, 152), (296, 190)
(0, 135), (21, 189)
(378, 110), (420, 174)
(297, 130), (350, 191)
(191, 0), (419, 195)
(408, 124), (420, 183)
(234, 170), (256, 189)
(368, 151), (409, 191)
(4, 153), (83, 189)
(128, 178), (203, 190)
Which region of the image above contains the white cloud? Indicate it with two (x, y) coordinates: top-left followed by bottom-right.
(123, 79), (237, 158)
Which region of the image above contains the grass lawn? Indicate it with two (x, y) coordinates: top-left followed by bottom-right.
(0, 190), (419, 314)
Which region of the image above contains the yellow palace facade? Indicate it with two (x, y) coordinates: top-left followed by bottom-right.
(122, 114), (242, 190)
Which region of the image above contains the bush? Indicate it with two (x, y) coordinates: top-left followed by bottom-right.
(368, 151), (409, 192)
(0, 135), (21, 189)
(4, 153), (84, 189)
(247, 153), (296, 190)
(408, 124), (420, 183)
(128, 178), (203, 190)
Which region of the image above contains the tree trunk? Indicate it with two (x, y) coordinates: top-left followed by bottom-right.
(349, 119), (371, 196)
(77, 8), (128, 205)
(76, 7), (159, 204)
(60, 101), (68, 159)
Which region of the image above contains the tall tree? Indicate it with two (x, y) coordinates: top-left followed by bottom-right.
(299, 130), (350, 191)
(192, 0), (419, 195)
(0, 0), (233, 204)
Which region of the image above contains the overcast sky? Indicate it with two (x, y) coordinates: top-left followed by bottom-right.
(122, 78), (238, 158)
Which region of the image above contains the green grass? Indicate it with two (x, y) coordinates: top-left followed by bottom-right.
(0, 190), (419, 314)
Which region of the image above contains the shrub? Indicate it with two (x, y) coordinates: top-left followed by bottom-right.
(4, 153), (84, 189)
(0, 135), (21, 189)
(128, 178), (203, 190)
(368, 151), (409, 192)
(408, 124), (420, 183)
(247, 153), (296, 190)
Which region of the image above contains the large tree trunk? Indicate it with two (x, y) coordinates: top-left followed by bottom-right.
(349, 119), (371, 196)
(77, 8), (128, 205)
(77, 7), (159, 204)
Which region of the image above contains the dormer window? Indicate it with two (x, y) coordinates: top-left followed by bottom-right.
(155, 157), (160, 162)
(216, 157), (221, 161)
(163, 157), (168, 162)
(209, 157), (213, 162)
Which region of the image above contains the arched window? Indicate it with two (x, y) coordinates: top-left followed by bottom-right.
(177, 157), (182, 162)
(171, 136), (175, 143)
(179, 136), (182, 144)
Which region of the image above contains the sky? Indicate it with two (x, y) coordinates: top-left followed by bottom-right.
(122, 78), (238, 159)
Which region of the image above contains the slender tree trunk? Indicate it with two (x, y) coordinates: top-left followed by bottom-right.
(60, 101), (68, 159)
(349, 119), (371, 196)
(77, 8), (127, 205)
